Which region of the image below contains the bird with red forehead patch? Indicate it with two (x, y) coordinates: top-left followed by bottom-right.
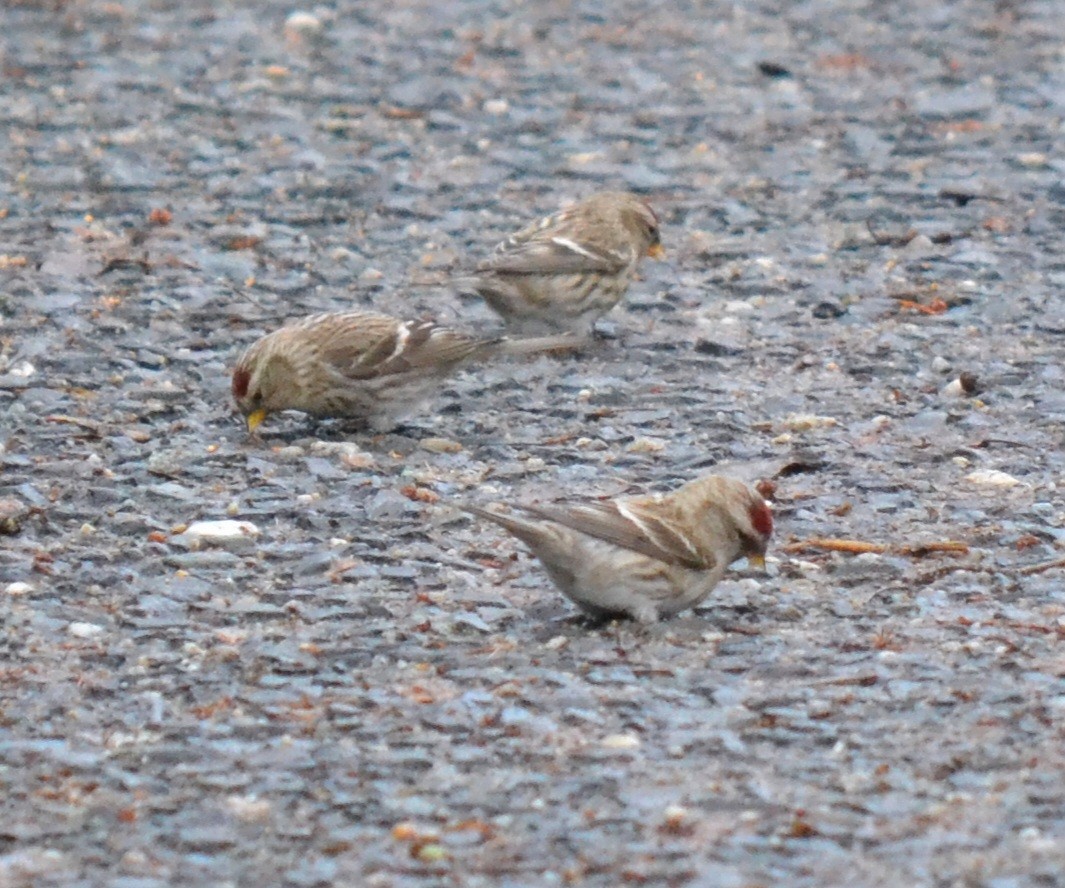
(460, 474), (772, 624)
(461, 190), (665, 335)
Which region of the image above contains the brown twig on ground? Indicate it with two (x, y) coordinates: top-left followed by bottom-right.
(44, 414), (103, 436)
(782, 538), (886, 555)
(782, 538), (970, 557)
(898, 541), (971, 556)
(1016, 556), (1065, 576)
(896, 297), (949, 315)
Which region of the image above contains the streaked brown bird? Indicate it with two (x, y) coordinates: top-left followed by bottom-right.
(461, 474), (772, 623)
(231, 310), (576, 432)
(464, 191), (664, 334)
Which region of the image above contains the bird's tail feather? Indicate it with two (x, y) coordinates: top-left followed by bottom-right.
(458, 503), (541, 543)
(496, 332), (584, 357)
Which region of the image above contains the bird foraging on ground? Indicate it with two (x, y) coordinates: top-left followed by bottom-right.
(231, 310), (577, 432)
(462, 191), (665, 335)
(460, 474), (772, 623)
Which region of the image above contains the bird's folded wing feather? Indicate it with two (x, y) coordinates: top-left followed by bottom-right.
(477, 236), (628, 276)
(342, 320), (489, 377)
(521, 500), (709, 569)
(310, 315), (485, 376)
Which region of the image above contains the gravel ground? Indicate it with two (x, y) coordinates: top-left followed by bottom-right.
(2, 1), (1064, 885)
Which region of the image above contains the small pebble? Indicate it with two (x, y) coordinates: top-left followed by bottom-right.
(1017, 152), (1047, 167)
(5, 581), (33, 596)
(931, 356), (951, 373)
(69, 621), (105, 638)
(284, 11), (323, 40)
(904, 234), (936, 253)
(602, 733), (641, 750)
(181, 519), (261, 548)
(627, 437), (665, 453)
(226, 795), (273, 822)
(965, 469), (1020, 487)
(421, 437), (463, 454)
(663, 804), (689, 826)
(415, 843), (448, 863)
(942, 379), (967, 398)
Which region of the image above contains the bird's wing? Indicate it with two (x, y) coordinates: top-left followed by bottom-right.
(346, 319), (491, 377)
(521, 499), (709, 569)
(477, 234), (629, 276)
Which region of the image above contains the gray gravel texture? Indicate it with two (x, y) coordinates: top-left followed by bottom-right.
(2, 0), (1064, 886)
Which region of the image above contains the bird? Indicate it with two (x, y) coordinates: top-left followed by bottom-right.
(462, 191), (665, 335)
(460, 474), (773, 623)
(231, 309), (577, 432)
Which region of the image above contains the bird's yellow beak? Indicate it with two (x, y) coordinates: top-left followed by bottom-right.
(748, 553), (767, 571)
(647, 243), (666, 260)
(246, 408), (267, 433)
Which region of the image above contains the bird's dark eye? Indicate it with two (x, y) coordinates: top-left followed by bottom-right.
(740, 531), (765, 555)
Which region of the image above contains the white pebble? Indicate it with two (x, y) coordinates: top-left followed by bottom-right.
(931, 356), (951, 373)
(601, 733), (641, 750)
(5, 581), (33, 596)
(182, 519), (261, 548)
(663, 804), (689, 824)
(284, 11), (323, 37)
(226, 794), (273, 822)
(965, 469), (1020, 488)
(942, 379), (967, 399)
(68, 621), (104, 638)
(627, 437), (665, 453)
(483, 98), (509, 115)
(1017, 152), (1047, 167)
(904, 234), (936, 253)
(311, 440), (366, 458)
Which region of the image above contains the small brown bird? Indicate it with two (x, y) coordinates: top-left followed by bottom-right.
(461, 474), (772, 623)
(465, 191), (664, 334)
(231, 310), (576, 432)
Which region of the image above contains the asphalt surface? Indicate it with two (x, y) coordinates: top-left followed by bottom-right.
(1, 1), (1064, 886)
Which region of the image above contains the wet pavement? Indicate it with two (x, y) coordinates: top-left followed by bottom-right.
(1, 1), (1064, 885)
